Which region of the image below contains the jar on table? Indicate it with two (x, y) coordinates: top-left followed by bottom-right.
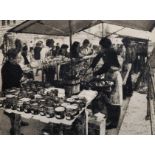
(27, 91), (35, 99)
(17, 101), (24, 112)
(46, 106), (55, 118)
(35, 94), (43, 103)
(55, 106), (66, 119)
(4, 95), (16, 109)
(10, 95), (18, 110)
(31, 103), (39, 115)
(65, 105), (75, 120)
(75, 100), (86, 109)
(22, 98), (31, 113)
(39, 105), (46, 116)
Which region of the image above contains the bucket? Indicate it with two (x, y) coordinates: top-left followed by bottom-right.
(65, 78), (80, 97)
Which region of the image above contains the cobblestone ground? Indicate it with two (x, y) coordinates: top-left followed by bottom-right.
(119, 92), (151, 135)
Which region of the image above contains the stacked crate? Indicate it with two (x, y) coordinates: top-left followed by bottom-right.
(88, 113), (106, 135)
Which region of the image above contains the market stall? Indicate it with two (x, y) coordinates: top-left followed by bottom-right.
(0, 20), (105, 135)
(0, 84), (98, 135)
(1, 20), (155, 135)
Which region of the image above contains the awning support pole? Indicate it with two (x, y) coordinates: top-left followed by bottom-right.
(69, 20), (73, 49)
(102, 22), (104, 37)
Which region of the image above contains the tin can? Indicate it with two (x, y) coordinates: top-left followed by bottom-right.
(39, 105), (46, 116)
(46, 106), (55, 118)
(4, 95), (16, 109)
(55, 106), (66, 119)
(17, 101), (24, 111)
(31, 103), (39, 115)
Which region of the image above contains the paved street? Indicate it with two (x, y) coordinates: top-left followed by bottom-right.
(119, 92), (151, 135)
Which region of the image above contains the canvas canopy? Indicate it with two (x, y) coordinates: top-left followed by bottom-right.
(8, 20), (155, 36)
(8, 20), (100, 36)
(103, 20), (155, 32)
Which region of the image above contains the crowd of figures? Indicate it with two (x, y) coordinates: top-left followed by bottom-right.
(0, 33), (148, 131)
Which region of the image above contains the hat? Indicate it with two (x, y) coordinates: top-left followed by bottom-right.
(122, 37), (131, 45)
(61, 44), (69, 49)
(36, 41), (42, 47)
(83, 39), (90, 45)
(46, 39), (54, 46)
(7, 48), (18, 60)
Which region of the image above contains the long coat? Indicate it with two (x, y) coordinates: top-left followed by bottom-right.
(1, 61), (23, 91)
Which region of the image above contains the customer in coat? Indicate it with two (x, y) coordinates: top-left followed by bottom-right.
(1, 48), (23, 92)
(1, 48), (28, 134)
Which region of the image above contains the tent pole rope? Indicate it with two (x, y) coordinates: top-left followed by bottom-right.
(105, 27), (126, 37)
(83, 26), (126, 39)
(83, 30), (101, 38)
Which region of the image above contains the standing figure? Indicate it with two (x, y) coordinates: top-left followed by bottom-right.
(41, 39), (56, 85)
(122, 38), (135, 98)
(70, 41), (81, 59)
(1, 48), (23, 92)
(21, 43), (29, 65)
(105, 66), (123, 128)
(58, 44), (69, 57)
(90, 37), (120, 75)
(80, 39), (93, 56)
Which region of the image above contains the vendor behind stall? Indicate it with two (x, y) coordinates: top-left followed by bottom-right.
(41, 39), (56, 85)
(41, 39), (55, 61)
(1, 48), (23, 91)
(58, 44), (69, 57)
(70, 41), (81, 59)
(90, 37), (120, 75)
(80, 39), (93, 56)
(89, 37), (121, 129)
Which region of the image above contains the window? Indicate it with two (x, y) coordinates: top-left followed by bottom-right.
(7, 20), (10, 25)
(2, 20), (6, 26)
(13, 20), (16, 24)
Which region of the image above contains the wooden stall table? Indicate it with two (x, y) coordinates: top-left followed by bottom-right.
(0, 89), (97, 135)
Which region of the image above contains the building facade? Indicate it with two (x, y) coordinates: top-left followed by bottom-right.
(0, 20), (23, 43)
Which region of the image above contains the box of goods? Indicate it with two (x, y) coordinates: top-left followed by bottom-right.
(88, 113), (106, 135)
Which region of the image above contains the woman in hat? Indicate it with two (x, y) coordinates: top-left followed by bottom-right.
(1, 48), (23, 91)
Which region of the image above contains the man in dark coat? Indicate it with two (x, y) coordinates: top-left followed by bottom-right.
(1, 48), (23, 91)
(1, 49), (29, 134)
(90, 37), (120, 75)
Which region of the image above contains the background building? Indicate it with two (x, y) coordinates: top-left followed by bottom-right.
(0, 20), (23, 43)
